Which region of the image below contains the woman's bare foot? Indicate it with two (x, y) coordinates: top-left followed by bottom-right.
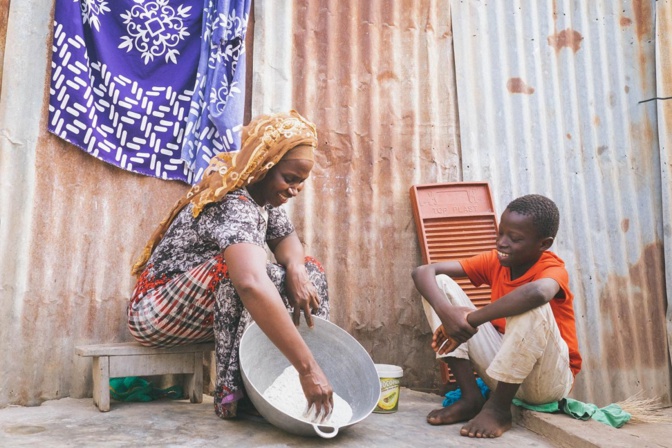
(426, 395), (486, 426)
(459, 399), (512, 438)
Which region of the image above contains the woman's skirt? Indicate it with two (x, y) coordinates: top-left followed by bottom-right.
(127, 254), (330, 418)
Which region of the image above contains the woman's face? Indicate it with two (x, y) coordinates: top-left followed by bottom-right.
(251, 158), (313, 207)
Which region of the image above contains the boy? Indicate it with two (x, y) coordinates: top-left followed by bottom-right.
(412, 194), (581, 438)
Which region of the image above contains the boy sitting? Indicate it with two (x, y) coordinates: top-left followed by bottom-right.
(412, 194), (581, 438)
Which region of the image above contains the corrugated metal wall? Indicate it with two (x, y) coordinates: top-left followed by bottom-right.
(1, 0), (670, 408)
(451, 0), (671, 405)
(252, 0), (461, 391)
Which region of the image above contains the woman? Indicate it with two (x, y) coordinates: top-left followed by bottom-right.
(128, 111), (333, 419)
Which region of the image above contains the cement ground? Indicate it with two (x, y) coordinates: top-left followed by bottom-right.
(2, 388), (671, 447)
(514, 403), (672, 448)
(0, 388), (552, 448)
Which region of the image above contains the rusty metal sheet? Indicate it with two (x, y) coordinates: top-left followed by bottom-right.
(451, 0), (670, 405)
(252, 0), (461, 391)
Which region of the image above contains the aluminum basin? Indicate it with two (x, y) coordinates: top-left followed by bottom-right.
(239, 315), (380, 438)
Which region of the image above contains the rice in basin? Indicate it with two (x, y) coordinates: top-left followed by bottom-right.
(263, 365), (353, 426)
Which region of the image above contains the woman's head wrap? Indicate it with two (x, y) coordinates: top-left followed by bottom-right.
(131, 110), (318, 276)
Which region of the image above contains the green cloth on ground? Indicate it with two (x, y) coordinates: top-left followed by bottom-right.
(513, 398), (631, 428)
(110, 377), (184, 402)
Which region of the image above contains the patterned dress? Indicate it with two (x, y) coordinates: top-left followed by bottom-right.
(128, 188), (329, 418)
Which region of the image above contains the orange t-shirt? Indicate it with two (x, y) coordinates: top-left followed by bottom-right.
(459, 249), (582, 377)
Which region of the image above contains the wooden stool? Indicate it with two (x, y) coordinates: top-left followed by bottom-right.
(76, 342), (214, 412)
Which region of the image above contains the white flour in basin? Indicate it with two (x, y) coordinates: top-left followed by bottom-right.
(263, 365), (353, 426)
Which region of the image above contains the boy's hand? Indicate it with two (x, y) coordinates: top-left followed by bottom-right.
(438, 306), (477, 343)
(431, 326), (460, 355)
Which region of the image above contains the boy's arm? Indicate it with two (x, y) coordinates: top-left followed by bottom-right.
(412, 262), (477, 343)
(466, 278), (560, 328)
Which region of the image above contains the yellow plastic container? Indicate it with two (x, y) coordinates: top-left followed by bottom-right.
(373, 364), (403, 413)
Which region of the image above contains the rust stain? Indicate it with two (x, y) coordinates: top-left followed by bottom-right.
(547, 28), (583, 53)
(506, 77), (535, 95)
(377, 70), (398, 83)
(599, 243), (667, 370)
(566, 133), (572, 140)
(630, 117), (655, 150)
(628, 115), (658, 192)
(621, 219), (630, 233)
(593, 115), (601, 127)
(632, 0), (653, 92)
(624, 85), (630, 94)
(660, 5), (672, 91)
(620, 16), (632, 27)
(632, 0), (653, 42)
(0, 0), (10, 99)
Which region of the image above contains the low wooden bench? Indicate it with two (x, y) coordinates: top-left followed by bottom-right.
(76, 342), (214, 412)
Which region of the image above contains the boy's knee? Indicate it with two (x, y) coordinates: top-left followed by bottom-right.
(435, 274), (458, 291)
(506, 302), (553, 328)
(435, 273), (452, 283)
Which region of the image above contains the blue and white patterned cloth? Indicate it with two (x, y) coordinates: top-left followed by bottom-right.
(49, 0), (250, 184)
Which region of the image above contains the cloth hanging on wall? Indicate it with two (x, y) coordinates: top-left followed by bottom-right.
(181, 0), (250, 182)
(48, 0), (250, 184)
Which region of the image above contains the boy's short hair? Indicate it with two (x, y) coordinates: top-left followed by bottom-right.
(506, 194), (560, 239)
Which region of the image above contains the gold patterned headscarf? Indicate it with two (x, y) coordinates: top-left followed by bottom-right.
(131, 110), (318, 276)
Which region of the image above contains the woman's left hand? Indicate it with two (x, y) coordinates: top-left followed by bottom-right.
(286, 264), (320, 327)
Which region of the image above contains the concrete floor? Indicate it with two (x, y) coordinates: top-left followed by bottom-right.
(515, 404), (672, 448)
(0, 388), (555, 448)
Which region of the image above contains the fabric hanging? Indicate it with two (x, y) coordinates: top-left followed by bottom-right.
(181, 0), (251, 183)
(48, 0), (250, 184)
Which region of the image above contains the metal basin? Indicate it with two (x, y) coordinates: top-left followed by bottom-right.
(239, 315), (380, 438)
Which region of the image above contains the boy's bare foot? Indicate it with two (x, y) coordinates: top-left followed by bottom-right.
(459, 399), (512, 438)
(426, 395), (486, 425)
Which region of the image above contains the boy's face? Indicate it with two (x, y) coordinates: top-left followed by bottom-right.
(496, 210), (551, 271)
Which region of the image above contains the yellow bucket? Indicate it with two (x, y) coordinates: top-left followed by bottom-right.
(373, 364), (403, 413)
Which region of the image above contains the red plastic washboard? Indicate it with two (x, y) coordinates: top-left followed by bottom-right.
(409, 182), (499, 384)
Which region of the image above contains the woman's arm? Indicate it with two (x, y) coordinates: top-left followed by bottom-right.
(224, 242), (333, 418)
(268, 232), (320, 327)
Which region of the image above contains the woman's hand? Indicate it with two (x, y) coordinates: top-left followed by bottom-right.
(299, 364), (334, 422)
(286, 264), (320, 327)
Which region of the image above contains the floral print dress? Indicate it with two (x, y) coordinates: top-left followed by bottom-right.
(128, 188), (329, 418)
